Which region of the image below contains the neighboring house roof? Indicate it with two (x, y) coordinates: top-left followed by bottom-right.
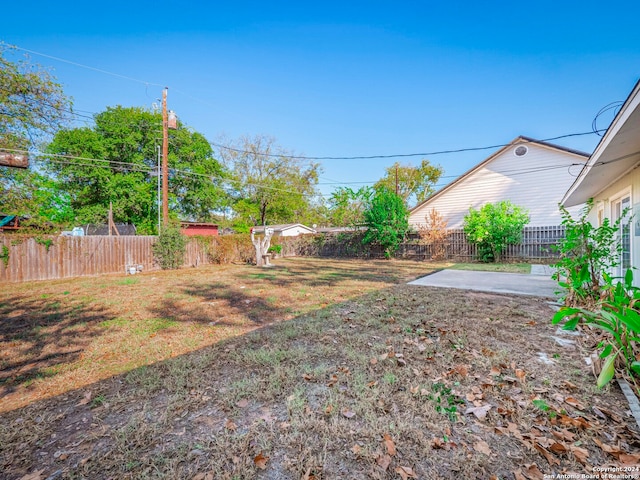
(252, 223), (316, 233)
(408, 136), (589, 228)
(180, 222), (219, 227)
(563, 79), (640, 207)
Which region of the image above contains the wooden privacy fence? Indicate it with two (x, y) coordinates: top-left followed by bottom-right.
(0, 235), (159, 283)
(0, 234), (249, 283)
(0, 226), (566, 283)
(397, 226), (566, 261)
(280, 226), (566, 261)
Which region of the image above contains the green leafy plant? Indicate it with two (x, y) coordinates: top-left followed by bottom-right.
(462, 201), (529, 262)
(0, 245), (9, 267)
(152, 226), (186, 270)
(362, 187), (409, 259)
(552, 200), (624, 307)
(35, 236), (54, 252)
(553, 269), (640, 389)
(268, 244), (282, 255)
(429, 382), (463, 421)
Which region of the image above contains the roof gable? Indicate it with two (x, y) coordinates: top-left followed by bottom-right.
(410, 136), (589, 214)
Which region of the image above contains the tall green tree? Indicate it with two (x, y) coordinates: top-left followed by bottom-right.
(0, 46), (73, 227)
(374, 160), (443, 208)
(327, 186), (373, 227)
(0, 45), (71, 151)
(46, 106), (228, 234)
(217, 135), (322, 230)
(363, 187), (409, 258)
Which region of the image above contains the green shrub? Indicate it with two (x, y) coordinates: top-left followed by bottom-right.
(463, 201), (529, 262)
(268, 244), (282, 255)
(152, 227), (187, 269)
(552, 200), (624, 307)
(363, 187), (409, 259)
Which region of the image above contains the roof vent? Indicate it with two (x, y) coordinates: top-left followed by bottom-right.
(514, 145), (528, 157)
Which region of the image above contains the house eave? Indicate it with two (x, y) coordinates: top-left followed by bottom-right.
(562, 79), (640, 207)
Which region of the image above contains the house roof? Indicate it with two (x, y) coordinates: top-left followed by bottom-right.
(180, 222), (219, 228)
(563, 79), (640, 207)
(252, 223), (315, 233)
(409, 136), (590, 214)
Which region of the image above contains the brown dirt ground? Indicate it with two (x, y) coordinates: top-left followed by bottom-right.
(1, 258), (639, 479)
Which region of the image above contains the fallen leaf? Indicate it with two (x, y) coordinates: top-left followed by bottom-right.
(370, 357), (378, 365)
(473, 440), (491, 455)
(513, 470), (527, 480)
(253, 452), (269, 470)
(564, 397), (585, 410)
(533, 443), (560, 466)
(551, 429), (575, 442)
(465, 404), (492, 420)
(557, 414), (590, 429)
(410, 385), (419, 394)
(325, 404), (334, 415)
(448, 365), (468, 377)
(383, 433), (396, 456)
(620, 452), (640, 464)
(570, 445), (589, 464)
(224, 419), (237, 431)
(236, 399), (249, 408)
(549, 442), (568, 454)
(523, 463), (544, 480)
(593, 438), (622, 457)
(515, 369), (526, 381)
(302, 373), (313, 381)
(77, 391), (92, 406)
(563, 380), (578, 390)
(20, 470), (45, 480)
(351, 444), (362, 455)
(395, 466), (417, 479)
(376, 454), (391, 471)
(342, 408), (356, 419)
(489, 367), (501, 376)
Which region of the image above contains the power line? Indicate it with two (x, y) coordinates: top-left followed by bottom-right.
(210, 131), (599, 161)
(5, 44), (165, 88)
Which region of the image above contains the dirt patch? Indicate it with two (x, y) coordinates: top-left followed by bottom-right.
(1, 260), (639, 478)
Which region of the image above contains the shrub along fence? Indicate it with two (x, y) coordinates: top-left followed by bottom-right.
(278, 226), (565, 262)
(0, 226), (565, 283)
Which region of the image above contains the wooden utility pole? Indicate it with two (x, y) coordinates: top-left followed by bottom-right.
(395, 164), (399, 196)
(162, 88), (169, 226)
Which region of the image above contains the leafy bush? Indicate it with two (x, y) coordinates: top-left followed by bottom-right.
(418, 208), (448, 260)
(152, 226), (186, 269)
(268, 244), (282, 255)
(552, 200), (624, 307)
(463, 201), (529, 262)
(205, 235), (254, 264)
(553, 269), (640, 388)
(363, 187), (409, 259)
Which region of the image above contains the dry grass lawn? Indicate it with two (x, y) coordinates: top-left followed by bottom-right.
(0, 257), (639, 479)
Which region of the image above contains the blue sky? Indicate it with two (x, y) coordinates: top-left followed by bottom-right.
(3, 1), (640, 199)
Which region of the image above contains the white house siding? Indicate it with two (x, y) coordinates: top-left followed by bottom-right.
(585, 166), (640, 284)
(409, 142), (587, 229)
